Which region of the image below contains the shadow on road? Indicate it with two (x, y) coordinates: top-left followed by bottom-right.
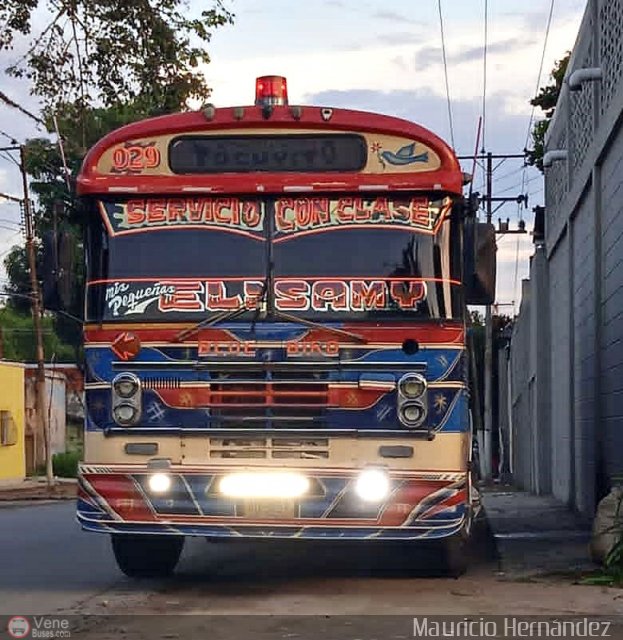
(148, 515), (498, 590)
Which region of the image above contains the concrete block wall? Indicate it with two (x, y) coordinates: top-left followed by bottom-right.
(510, 0), (623, 515)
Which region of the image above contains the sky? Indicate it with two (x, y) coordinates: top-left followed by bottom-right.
(0, 0), (587, 312)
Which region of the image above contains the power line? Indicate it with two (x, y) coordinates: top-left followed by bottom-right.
(513, 0), (555, 314)
(481, 0), (488, 153)
(0, 231), (24, 259)
(0, 149), (20, 167)
(494, 164), (527, 182)
(496, 173), (541, 196)
(437, 0), (456, 150)
(0, 130), (19, 145)
(0, 90), (46, 128)
(524, 0), (556, 154)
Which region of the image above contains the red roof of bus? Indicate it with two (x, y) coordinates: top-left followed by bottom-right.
(77, 105), (463, 196)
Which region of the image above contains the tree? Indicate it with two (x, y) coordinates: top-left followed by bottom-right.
(2, 102), (188, 360)
(1, 1), (234, 362)
(526, 53), (570, 171)
(0, 1), (233, 115)
(0, 304), (74, 362)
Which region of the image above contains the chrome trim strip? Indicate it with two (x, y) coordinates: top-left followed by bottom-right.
(113, 360), (428, 371)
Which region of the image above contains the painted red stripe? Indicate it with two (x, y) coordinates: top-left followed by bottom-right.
(84, 473), (156, 522)
(84, 323), (464, 345)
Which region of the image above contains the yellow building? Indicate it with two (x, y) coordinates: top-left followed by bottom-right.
(0, 361), (26, 482)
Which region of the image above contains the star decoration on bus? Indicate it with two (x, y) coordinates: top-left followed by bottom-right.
(179, 392), (194, 407)
(433, 393), (448, 414)
(91, 398), (106, 415)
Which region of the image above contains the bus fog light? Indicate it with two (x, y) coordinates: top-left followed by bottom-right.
(113, 403), (138, 425)
(148, 473), (171, 493)
(354, 468), (390, 502)
(219, 472), (310, 498)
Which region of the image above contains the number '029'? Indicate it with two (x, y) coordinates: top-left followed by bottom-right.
(112, 145), (161, 171)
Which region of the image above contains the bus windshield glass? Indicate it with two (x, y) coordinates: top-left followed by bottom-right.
(85, 194), (462, 322)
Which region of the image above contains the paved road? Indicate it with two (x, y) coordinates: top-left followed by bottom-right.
(0, 500), (494, 616)
(0, 502), (121, 615)
(2, 500), (622, 636)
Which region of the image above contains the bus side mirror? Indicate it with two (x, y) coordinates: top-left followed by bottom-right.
(464, 221), (496, 305)
(42, 230), (75, 310)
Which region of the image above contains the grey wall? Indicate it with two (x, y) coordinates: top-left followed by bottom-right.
(509, 0), (623, 515)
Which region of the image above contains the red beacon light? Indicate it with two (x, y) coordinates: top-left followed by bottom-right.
(255, 75), (289, 107)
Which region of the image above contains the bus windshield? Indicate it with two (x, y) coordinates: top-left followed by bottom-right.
(85, 194), (462, 322)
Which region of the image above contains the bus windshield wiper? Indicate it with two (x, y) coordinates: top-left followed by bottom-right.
(270, 309), (369, 344)
(174, 280), (269, 343)
(174, 282), (368, 345)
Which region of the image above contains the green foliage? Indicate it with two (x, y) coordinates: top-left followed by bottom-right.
(52, 451), (81, 478)
(0, 0), (234, 113)
(3, 247), (31, 314)
(1, 1), (234, 364)
(526, 53), (571, 172)
(0, 305), (75, 362)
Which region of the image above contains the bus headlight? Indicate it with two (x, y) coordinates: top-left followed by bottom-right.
(354, 468), (390, 502)
(219, 472), (310, 498)
(148, 473), (172, 494)
(113, 402), (139, 425)
(398, 373), (427, 399)
(399, 401), (427, 428)
(112, 373), (141, 426)
(113, 373), (140, 398)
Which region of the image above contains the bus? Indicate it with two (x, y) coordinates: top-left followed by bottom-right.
(68, 75), (495, 577)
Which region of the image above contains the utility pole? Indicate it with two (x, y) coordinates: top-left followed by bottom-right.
(20, 145), (53, 488)
(483, 152), (494, 482)
(459, 152), (529, 482)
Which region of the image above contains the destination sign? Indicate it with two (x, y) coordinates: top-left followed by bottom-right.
(168, 134), (367, 173)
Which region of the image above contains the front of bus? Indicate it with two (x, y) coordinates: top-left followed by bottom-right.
(76, 77), (474, 576)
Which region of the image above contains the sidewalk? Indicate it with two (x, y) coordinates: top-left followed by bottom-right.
(0, 476), (77, 502)
(481, 488), (596, 579)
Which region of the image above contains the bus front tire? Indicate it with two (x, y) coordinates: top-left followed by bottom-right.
(439, 531), (469, 577)
(111, 534), (184, 578)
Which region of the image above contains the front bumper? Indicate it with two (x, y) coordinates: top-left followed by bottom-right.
(77, 466), (469, 541)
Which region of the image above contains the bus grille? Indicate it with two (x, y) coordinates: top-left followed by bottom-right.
(207, 370), (330, 424)
(209, 437), (330, 459)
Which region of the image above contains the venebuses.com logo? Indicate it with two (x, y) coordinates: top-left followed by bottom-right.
(6, 616), (71, 638)
(7, 617), (30, 639)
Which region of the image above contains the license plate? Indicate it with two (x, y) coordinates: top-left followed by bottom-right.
(242, 499), (295, 520)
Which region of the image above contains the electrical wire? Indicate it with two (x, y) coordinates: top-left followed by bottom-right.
(496, 174), (541, 196)
(524, 0), (556, 155)
(0, 149), (20, 167)
(512, 0), (555, 314)
(494, 164), (527, 183)
(0, 232), (24, 259)
(437, 0), (456, 150)
(0, 130), (19, 145)
(0, 89), (46, 128)
(481, 0), (488, 153)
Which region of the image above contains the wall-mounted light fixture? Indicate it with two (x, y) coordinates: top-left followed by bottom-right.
(543, 149), (568, 168)
(568, 67), (603, 91)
